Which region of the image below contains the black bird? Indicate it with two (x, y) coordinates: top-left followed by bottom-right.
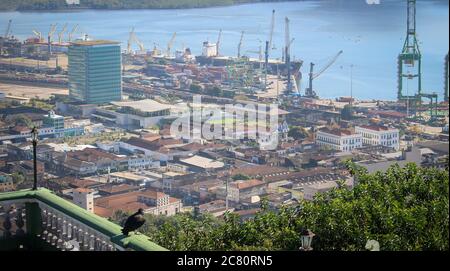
(121, 208), (146, 236)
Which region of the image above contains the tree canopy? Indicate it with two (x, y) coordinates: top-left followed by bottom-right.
(288, 126), (310, 140)
(114, 163), (449, 251)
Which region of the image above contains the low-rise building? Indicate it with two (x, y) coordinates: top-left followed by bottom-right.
(315, 128), (362, 152)
(226, 179), (266, 203)
(92, 99), (174, 129)
(94, 189), (182, 218)
(72, 188), (95, 213)
(356, 125), (400, 150)
(0, 172), (14, 192)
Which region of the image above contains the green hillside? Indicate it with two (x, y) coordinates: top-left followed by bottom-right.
(0, 0), (300, 11)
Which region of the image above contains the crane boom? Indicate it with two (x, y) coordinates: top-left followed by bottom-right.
(58, 23), (68, 44)
(166, 32), (177, 57)
(268, 9), (275, 50)
(48, 24), (57, 42)
(4, 20), (12, 38)
(127, 27), (135, 54)
(216, 29), (222, 57)
(305, 50), (343, 98)
(237, 31), (244, 58)
(32, 30), (42, 42)
(134, 33), (145, 52)
(312, 50), (343, 79)
(285, 17), (292, 93)
(68, 24), (79, 42)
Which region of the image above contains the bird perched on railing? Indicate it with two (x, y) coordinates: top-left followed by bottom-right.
(121, 209), (146, 236)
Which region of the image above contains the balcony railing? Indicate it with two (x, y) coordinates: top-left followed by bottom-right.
(0, 188), (167, 251)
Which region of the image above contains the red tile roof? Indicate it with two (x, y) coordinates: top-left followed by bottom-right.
(231, 179), (265, 190)
(318, 127), (354, 136)
(359, 125), (391, 131)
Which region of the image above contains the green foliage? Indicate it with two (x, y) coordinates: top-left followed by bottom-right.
(189, 83), (202, 94)
(341, 104), (354, 120)
(205, 86), (222, 97)
(288, 126), (310, 140)
(232, 174), (250, 181)
(114, 164), (449, 251)
(5, 114), (33, 128)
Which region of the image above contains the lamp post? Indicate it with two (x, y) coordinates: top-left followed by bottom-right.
(300, 229), (315, 251)
(31, 127), (39, 190)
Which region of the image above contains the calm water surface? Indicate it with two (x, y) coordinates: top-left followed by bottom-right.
(0, 0), (448, 100)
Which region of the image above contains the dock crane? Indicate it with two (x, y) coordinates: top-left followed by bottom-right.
(166, 32), (177, 58)
(305, 50), (343, 98)
(127, 27), (146, 55)
(216, 29), (222, 57)
(32, 30), (43, 42)
(58, 23), (68, 44)
(264, 10), (276, 89)
(47, 23), (58, 55)
(0, 19), (12, 56)
(68, 24), (79, 42)
(285, 16), (293, 93)
(268, 9), (275, 50)
(282, 38), (295, 62)
(4, 19), (12, 38)
(237, 31), (244, 58)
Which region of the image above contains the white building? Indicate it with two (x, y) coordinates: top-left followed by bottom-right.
(316, 128), (362, 152)
(202, 41), (217, 57)
(355, 125), (400, 150)
(225, 179), (266, 203)
(92, 99), (174, 129)
(72, 188), (95, 213)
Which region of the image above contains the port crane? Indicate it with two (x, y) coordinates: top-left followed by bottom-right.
(47, 24), (58, 55)
(32, 30), (43, 42)
(282, 38), (295, 62)
(285, 17), (293, 93)
(237, 31), (244, 58)
(4, 19), (12, 38)
(305, 50), (343, 98)
(216, 29), (222, 57)
(58, 23), (68, 44)
(264, 10), (276, 89)
(48, 24), (58, 43)
(166, 32), (177, 57)
(68, 24), (79, 42)
(127, 27), (145, 54)
(268, 9), (275, 50)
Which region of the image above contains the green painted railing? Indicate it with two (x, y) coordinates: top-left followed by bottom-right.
(0, 188), (167, 251)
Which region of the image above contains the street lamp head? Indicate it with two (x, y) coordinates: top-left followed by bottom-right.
(31, 127), (39, 142)
(300, 228), (315, 251)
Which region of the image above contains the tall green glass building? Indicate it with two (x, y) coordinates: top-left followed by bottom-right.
(68, 40), (122, 104)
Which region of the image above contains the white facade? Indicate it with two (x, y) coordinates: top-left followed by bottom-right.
(202, 41), (217, 57)
(128, 156), (160, 170)
(316, 129), (362, 152)
(355, 126), (400, 150)
(72, 188), (95, 213)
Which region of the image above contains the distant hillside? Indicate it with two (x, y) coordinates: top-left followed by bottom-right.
(0, 0), (302, 11)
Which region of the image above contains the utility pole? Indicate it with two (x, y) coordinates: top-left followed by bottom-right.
(31, 127), (39, 190)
